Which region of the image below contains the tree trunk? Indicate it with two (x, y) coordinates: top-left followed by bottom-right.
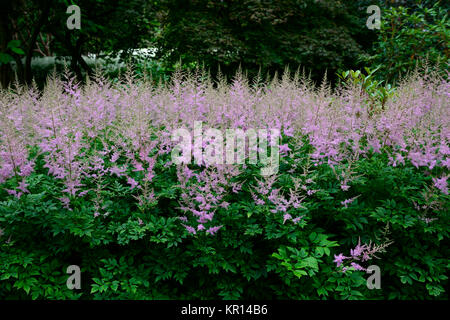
(24, 0), (52, 84)
(0, 2), (13, 88)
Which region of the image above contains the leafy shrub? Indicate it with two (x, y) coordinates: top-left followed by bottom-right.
(364, 2), (449, 83)
(156, 0), (374, 82)
(337, 67), (396, 112)
(0, 69), (448, 299)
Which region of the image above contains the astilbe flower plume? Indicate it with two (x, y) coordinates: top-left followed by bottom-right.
(0, 69), (448, 238)
(334, 228), (394, 273)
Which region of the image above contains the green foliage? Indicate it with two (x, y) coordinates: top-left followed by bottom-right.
(0, 40), (25, 65)
(156, 0), (373, 81)
(0, 138), (448, 300)
(337, 67), (396, 111)
(364, 2), (449, 83)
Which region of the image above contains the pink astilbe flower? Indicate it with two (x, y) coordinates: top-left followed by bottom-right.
(0, 68), (448, 244)
(341, 195), (360, 208)
(59, 197), (72, 210)
(333, 253), (347, 267)
(350, 262), (366, 271)
(62, 180), (84, 196)
(283, 213), (292, 224)
(183, 224), (197, 235)
(350, 238), (367, 259)
(432, 175), (448, 195)
(127, 177), (139, 189)
(206, 225), (222, 235)
(219, 201), (230, 209)
(388, 153), (406, 167)
(442, 158), (450, 169)
(17, 180), (29, 194)
(132, 161), (145, 172)
(6, 189), (23, 199)
(335, 235), (393, 272)
(110, 151), (120, 163)
(0, 133), (35, 183)
(292, 215), (304, 224)
(109, 165), (126, 177)
(279, 144), (291, 155)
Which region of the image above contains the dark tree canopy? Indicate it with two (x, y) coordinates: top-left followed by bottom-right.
(0, 0), (447, 87)
(1, 0), (158, 85)
(156, 0), (377, 81)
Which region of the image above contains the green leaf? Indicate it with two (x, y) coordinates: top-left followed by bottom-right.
(293, 270), (307, 278)
(0, 52), (13, 64)
(7, 40), (21, 49)
(10, 47), (25, 55)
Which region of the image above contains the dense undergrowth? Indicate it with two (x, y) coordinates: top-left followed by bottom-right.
(0, 69), (448, 299)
